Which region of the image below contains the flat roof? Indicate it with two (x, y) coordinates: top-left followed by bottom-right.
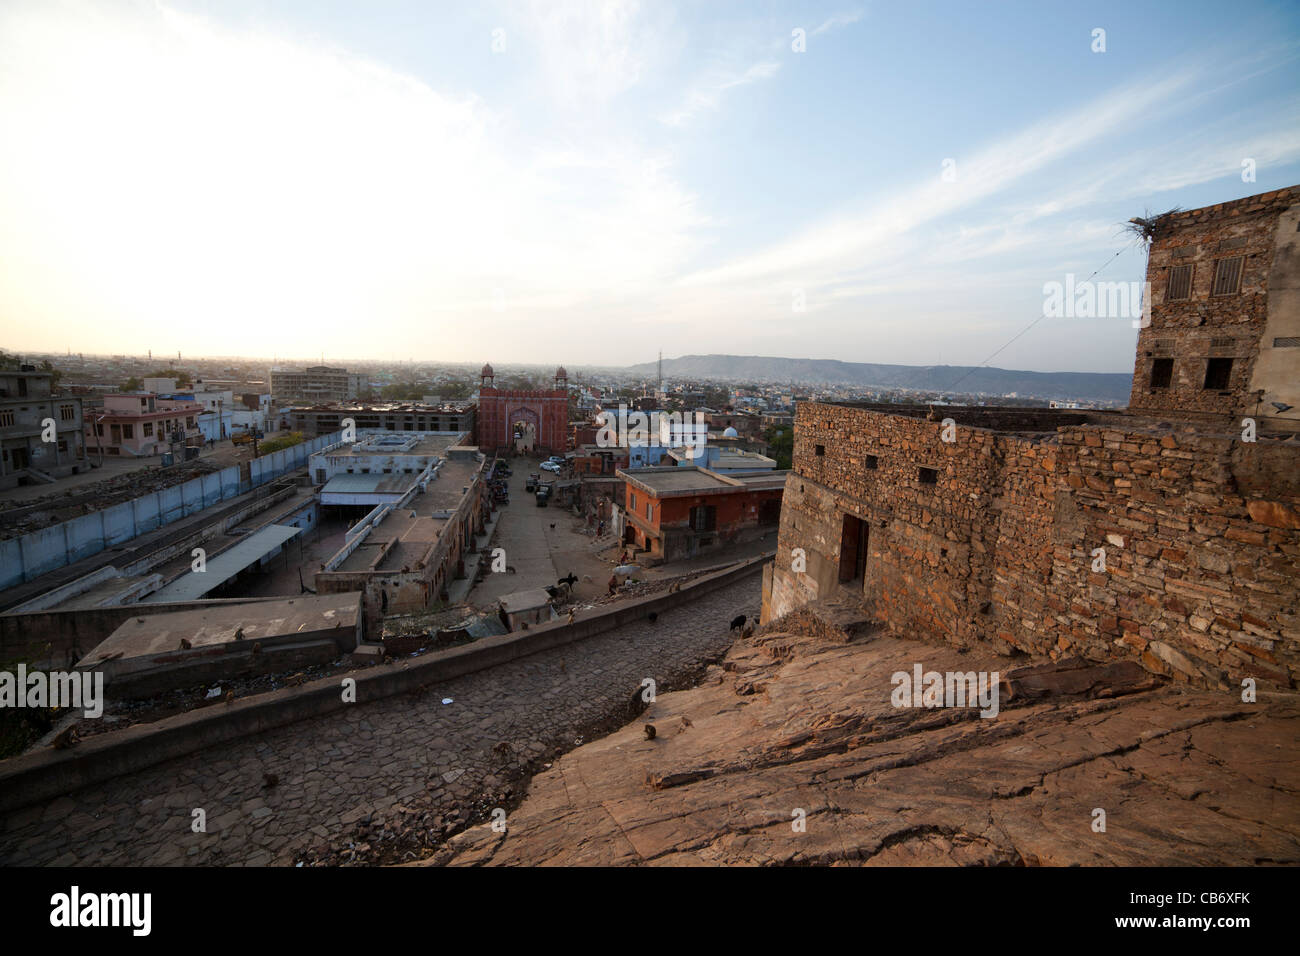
(618, 466), (790, 497)
(143, 524), (302, 602)
(321, 433), (466, 458)
(320, 473), (417, 496)
(84, 592), (361, 666)
(499, 589), (552, 613)
(327, 458), (481, 574)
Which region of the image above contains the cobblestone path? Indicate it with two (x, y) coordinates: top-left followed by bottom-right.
(0, 574), (761, 866)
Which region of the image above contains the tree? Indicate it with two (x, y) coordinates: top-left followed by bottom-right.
(122, 376), (142, 392)
(764, 425), (793, 469)
(39, 359), (62, 389)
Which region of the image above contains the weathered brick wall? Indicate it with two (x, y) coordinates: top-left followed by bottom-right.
(1130, 188), (1299, 416)
(766, 401), (1300, 690)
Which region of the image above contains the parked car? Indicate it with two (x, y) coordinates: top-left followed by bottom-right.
(539, 461), (561, 473)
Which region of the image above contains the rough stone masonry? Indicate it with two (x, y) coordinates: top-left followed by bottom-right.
(765, 187), (1300, 692)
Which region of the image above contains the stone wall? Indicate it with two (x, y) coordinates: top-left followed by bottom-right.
(765, 401), (1300, 690)
(1130, 187), (1299, 420)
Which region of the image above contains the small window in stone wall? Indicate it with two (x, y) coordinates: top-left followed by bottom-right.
(815, 444), (825, 456)
(1203, 357), (1233, 391)
(918, 466), (938, 485)
(865, 454), (878, 469)
(1274, 336), (1300, 348)
(1212, 256), (1244, 296)
(1166, 263), (1193, 301)
(1150, 358), (1173, 389)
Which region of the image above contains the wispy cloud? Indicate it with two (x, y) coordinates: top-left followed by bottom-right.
(811, 10), (864, 36)
(660, 59), (781, 127)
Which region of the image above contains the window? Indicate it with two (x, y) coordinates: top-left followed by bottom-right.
(919, 466), (938, 485)
(1203, 357), (1233, 391)
(815, 444), (825, 456)
(143, 422), (154, 436)
(1273, 336), (1300, 348)
(865, 454), (878, 470)
(122, 424), (134, 439)
(187, 416), (196, 427)
(1212, 256), (1244, 296)
(689, 504), (717, 532)
(1150, 358), (1174, 389)
(630, 493), (637, 510)
(839, 515), (868, 584)
(646, 501), (652, 519)
(0, 410), (13, 427)
(59, 405), (75, 421)
(1166, 263), (1193, 301)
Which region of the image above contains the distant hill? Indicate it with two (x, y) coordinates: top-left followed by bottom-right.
(622, 354), (1132, 403)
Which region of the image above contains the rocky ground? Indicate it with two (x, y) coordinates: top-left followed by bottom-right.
(431, 600), (1300, 866)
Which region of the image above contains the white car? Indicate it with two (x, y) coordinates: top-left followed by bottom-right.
(539, 461), (561, 473)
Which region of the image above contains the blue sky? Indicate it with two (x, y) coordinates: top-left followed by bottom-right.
(1, 0), (1297, 372)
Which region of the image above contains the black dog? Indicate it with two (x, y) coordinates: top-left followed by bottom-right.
(730, 614), (746, 631)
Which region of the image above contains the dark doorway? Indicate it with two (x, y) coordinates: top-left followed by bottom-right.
(839, 514), (868, 585)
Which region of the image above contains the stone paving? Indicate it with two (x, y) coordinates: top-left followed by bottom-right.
(0, 574), (761, 866)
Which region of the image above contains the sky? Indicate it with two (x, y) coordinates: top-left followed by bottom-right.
(1, 0), (1298, 373)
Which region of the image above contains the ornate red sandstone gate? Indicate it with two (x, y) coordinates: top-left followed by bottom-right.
(475, 364), (569, 454)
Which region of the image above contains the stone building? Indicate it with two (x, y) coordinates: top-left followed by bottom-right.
(1130, 187), (1299, 429)
(764, 186), (1300, 692)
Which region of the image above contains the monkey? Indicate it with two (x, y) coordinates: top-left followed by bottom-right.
(506, 565), (517, 573)
(179, 638), (192, 650)
(234, 627), (245, 641)
(679, 715), (693, 730)
(52, 725), (78, 750)
(926, 404), (938, 422)
(263, 772), (279, 789)
(567, 609), (576, 625)
(643, 724), (656, 741)
(251, 642), (262, 655)
(741, 624), (754, 639)
(225, 690), (235, 705)
(729, 614), (747, 631)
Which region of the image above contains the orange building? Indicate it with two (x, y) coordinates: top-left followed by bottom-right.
(616, 466), (787, 563)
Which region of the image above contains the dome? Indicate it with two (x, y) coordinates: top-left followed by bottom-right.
(555, 365), (568, 379)
(723, 426), (739, 438)
(480, 363), (494, 377)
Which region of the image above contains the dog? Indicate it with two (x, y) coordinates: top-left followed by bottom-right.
(729, 614), (746, 631)
(557, 573), (578, 588)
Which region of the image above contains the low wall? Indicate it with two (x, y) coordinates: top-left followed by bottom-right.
(0, 554), (767, 813)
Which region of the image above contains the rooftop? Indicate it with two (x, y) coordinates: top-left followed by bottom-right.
(320, 432), (467, 459)
(618, 466), (790, 497)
